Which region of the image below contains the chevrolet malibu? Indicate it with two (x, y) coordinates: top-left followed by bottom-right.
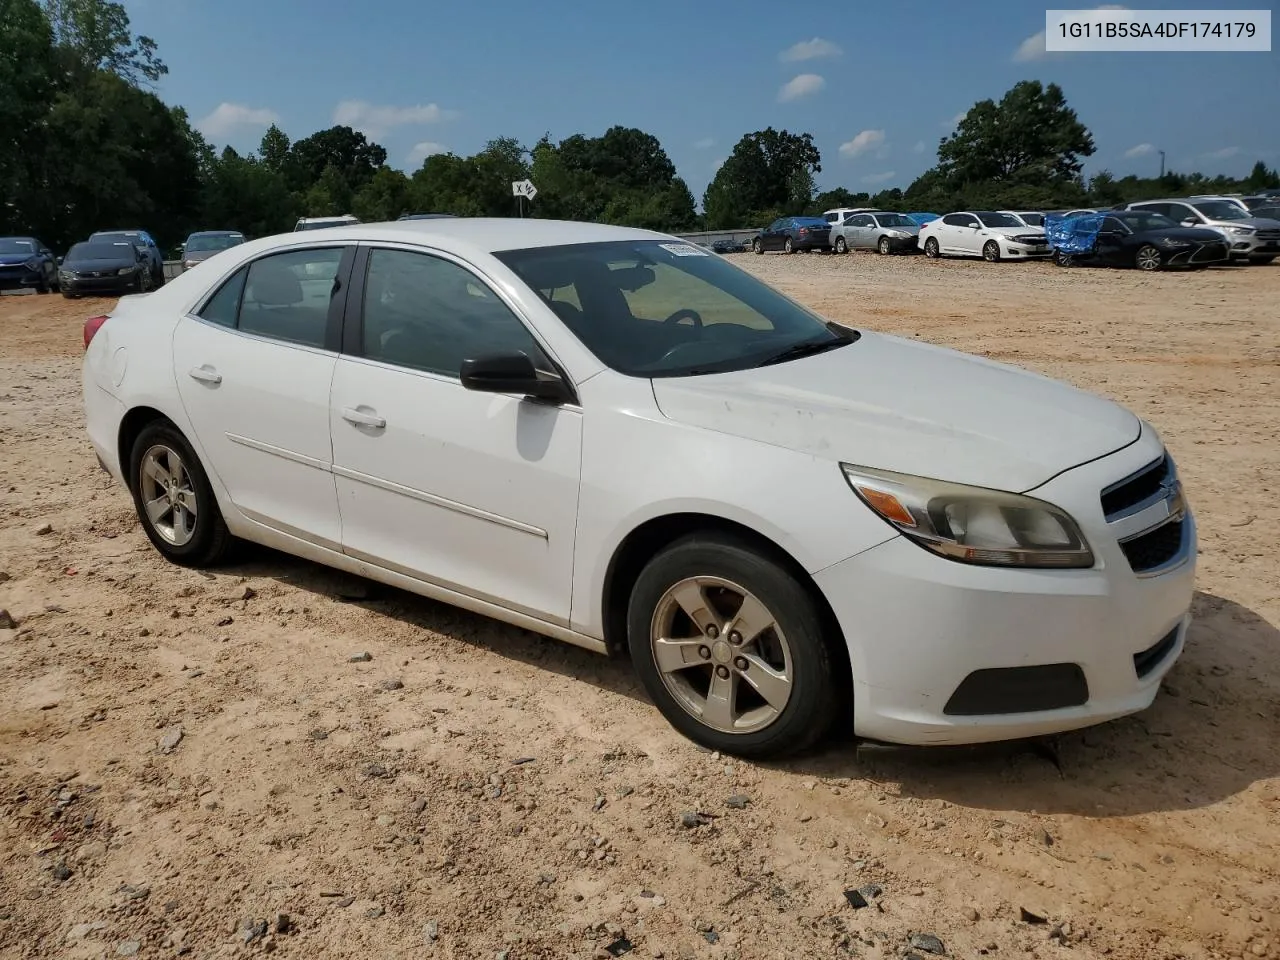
(81, 219), (1196, 758)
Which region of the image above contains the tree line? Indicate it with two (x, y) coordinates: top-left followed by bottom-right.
(4, 0), (1277, 255)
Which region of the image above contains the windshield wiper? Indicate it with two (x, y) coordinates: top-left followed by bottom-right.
(755, 334), (851, 368)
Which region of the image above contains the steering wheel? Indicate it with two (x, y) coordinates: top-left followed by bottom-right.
(663, 308), (704, 328)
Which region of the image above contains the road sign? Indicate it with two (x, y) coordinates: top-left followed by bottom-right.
(511, 179), (538, 200)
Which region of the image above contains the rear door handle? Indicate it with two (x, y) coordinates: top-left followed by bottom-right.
(341, 406), (386, 429)
(188, 365), (221, 384)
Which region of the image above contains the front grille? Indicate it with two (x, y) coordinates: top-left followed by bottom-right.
(1119, 518), (1185, 574)
(1133, 627), (1179, 678)
(1013, 234), (1046, 245)
(1191, 242), (1228, 262)
(1100, 455), (1171, 520)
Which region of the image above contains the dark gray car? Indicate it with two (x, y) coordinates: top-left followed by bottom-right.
(59, 241), (152, 298)
(181, 230), (246, 272)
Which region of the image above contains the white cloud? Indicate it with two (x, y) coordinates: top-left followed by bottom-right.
(406, 141), (447, 166)
(1203, 146), (1241, 160)
(1123, 143), (1155, 159)
(332, 99), (453, 138)
(694, 137), (715, 150)
(198, 103), (280, 139)
(839, 129), (887, 159)
(777, 74), (825, 102)
(779, 37), (842, 62)
(862, 171), (897, 185)
(1013, 5), (1127, 61)
(912, 140), (926, 154)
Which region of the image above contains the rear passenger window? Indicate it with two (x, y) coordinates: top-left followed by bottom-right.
(198, 268), (246, 328)
(239, 248), (344, 348)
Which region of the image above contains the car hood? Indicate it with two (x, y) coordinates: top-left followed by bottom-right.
(650, 332), (1140, 492)
(982, 225), (1045, 237)
(183, 250), (219, 263)
(64, 258), (136, 272)
(0, 253), (37, 265)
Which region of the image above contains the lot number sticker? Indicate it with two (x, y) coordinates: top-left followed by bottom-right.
(658, 243), (709, 257)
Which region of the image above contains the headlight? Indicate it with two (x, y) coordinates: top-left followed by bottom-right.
(841, 464), (1095, 568)
(1159, 237), (1192, 247)
(1227, 226), (1255, 235)
(117, 267), (135, 276)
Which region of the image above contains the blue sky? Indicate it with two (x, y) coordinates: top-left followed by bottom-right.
(123, 0), (1278, 199)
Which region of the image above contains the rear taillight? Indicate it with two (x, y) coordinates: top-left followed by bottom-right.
(84, 315), (109, 348)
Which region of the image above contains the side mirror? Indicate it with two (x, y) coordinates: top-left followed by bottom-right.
(1181, 219), (1197, 227)
(56, 256), (64, 265)
(459, 352), (572, 403)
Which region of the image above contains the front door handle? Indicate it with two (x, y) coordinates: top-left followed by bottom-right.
(341, 406), (386, 429)
(188, 365), (221, 384)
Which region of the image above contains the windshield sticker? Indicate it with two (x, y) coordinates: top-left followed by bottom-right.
(658, 242), (709, 257)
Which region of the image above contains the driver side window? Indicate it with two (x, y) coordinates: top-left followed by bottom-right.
(361, 248), (542, 378)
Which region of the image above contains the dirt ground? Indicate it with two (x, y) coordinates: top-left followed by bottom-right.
(1, 252), (1277, 960)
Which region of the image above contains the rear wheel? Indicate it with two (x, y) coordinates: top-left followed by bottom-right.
(627, 534), (841, 758)
(1136, 244), (1162, 271)
(783, 237), (794, 254)
(129, 421), (234, 567)
(923, 237), (940, 259)
(752, 238), (763, 255)
(983, 240), (1001, 262)
(834, 236), (847, 254)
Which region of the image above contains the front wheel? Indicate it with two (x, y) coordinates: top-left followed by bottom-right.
(982, 240), (1001, 262)
(752, 238), (763, 255)
(129, 421), (234, 567)
(783, 237), (794, 254)
(923, 237), (940, 259)
(1136, 244), (1162, 271)
(834, 236), (847, 254)
(627, 534), (841, 758)
(877, 236), (892, 255)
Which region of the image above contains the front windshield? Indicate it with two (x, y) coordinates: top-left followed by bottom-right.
(1115, 212), (1178, 231)
(1017, 213), (1045, 226)
(186, 233), (244, 252)
(976, 212), (1023, 228)
(495, 239), (856, 378)
(874, 214), (915, 228)
(0, 238), (35, 255)
(1192, 201), (1247, 221)
(69, 243), (131, 260)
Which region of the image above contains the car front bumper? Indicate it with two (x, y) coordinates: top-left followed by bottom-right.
(815, 427), (1196, 745)
(62, 274), (137, 295)
(0, 266), (44, 290)
(880, 234), (918, 251)
(999, 239), (1053, 258)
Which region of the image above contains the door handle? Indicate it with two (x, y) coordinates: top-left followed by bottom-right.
(188, 365), (221, 384)
(341, 407), (386, 429)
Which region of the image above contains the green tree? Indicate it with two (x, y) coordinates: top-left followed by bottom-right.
(0, 0), (57, 235)
(939, 81), (1094, 185)
(1245, 160), (1279, 191)
(302, 164), (355, 217)
(286, 125), (386, 194)
(259, 124), (291, 174)
(202, 147), (295, 237)
(702, 128), (821, 227)
(353, 166), (411, 222)
(41, 0), (165, 83)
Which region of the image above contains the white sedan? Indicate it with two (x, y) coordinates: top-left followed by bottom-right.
(919, 211), (1052, 261)
(81, 219), (1196, 757)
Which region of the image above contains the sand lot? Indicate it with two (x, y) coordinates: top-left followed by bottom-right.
(1, 253), (1277, 960)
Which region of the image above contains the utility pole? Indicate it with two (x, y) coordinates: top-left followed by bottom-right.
(1158, 150), (1166, 179)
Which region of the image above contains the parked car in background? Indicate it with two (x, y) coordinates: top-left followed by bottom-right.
(181, 231), (246, 271)
(831, 212), (920, 254)
(918, 211), (1050, 261)
(294, 215), (361, 231)
(1124, 198), (1280, 264)
(905, 212), (940, 226)
(1060, 208), (1100, 219)
(1050, 210), (1229, 271)
(821, 207), (878, 226)
(60, 240), (153, 297)
(89, 229), (165, 288)
(397, 213), (457, 220)
(80, 218), (1196, 757)
(752, 217), (834, 254)
(1246, 204), (1280, 222)
(1000, 210), (1047, 227)
(0, 236), (59, 294)
(710, 238), (748, 254)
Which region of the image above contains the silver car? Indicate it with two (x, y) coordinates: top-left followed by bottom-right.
(831, 211), (921, 255)
(1125, 199), (1280, 264)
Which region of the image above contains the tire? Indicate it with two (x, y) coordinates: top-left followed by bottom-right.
(834, 236), (847, 254)
(752, 238), (762, 255)
(783, 237), (794, 254)
(877, 236), (892, 255)
(37, 277), (51, 294)
(983, 240), (1001, 263)
(128, 421), (234, 567)
(62, 290), (78, 299)
(923, 237), (940, 259)
(626, 533), (841, 759)
(1135, 244), (1162, 271)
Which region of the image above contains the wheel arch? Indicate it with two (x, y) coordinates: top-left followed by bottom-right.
(600, 512), (853, 698)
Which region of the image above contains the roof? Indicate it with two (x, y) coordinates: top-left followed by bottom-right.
(187, 229), (244, 237)
(268, 217), (673, 254)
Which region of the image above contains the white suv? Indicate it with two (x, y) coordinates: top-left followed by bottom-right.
(1126, 199), (1280, 264)
(294, 215), (361, 232)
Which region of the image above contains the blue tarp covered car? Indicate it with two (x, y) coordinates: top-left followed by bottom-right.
(1043, 213), (1105, 255)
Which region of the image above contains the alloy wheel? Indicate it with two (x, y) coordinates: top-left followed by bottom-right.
(649, 575), (794, 735)
(1136, 245), (1162, 271)
(139, 444), (198, 546)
